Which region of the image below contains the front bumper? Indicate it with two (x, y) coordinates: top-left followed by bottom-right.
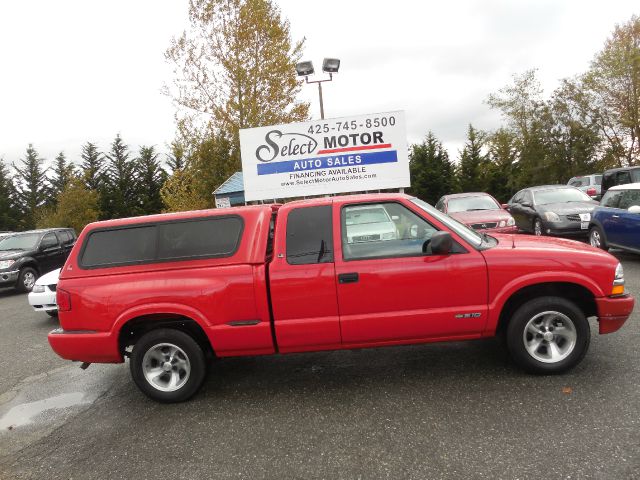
(48, 328), (123, 363)
(542, 220), (590, 237)
(596, 294), (635, 334)
(0, 270), (19, 287)
(28, 289), (57, 312)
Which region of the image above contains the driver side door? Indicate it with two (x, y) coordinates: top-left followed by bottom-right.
(333, 200), (488, 345)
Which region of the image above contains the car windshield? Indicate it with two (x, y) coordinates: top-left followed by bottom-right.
(345, 208), (389, 225)
(0, 233), (41, 251)
(533, 188), (592, 205)
(447, 195), (500, 213)
(410, 198), (483, 247)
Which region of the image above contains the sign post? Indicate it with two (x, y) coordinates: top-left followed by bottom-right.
(239, 111), (409, 201)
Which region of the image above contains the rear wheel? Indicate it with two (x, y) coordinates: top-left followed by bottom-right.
(507, 296), (590, 374)
(589, 226), (608, 251)
(130, 328), (207, 403)
(17, 267), (37, 293)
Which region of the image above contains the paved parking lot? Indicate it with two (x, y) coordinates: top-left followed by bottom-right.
(1, 250), (639, 479)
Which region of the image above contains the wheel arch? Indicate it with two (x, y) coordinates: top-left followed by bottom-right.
(116, 308), (215, 359)
(494, 282), (598, 336)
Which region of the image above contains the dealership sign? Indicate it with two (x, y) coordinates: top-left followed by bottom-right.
(239, 111), (409, 201)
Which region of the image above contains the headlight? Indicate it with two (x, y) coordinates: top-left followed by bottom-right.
(0, 259), (15, 269)
(498, 220), (506, 227)
(507, 217), (515, 226)
(32, 285), (45, 293)
(612, 263), (625, 295)
(543, 212), (560, 222)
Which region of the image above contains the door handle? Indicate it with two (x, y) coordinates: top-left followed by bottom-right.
(612, 215), (620, 218)
(338, 272), (359, 284)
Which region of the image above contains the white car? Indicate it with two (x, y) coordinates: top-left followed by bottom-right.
(28, 268), (60, 317)
(345, 205), (399, 243)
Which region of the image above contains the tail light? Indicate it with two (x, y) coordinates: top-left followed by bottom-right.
(586, 187), (597, 197)
(57, 288), (71, 311)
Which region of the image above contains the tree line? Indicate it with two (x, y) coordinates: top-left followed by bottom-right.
(0, 136), (177, 233)
(0, 2), (637, 232)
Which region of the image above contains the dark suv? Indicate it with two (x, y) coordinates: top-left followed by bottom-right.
(0, 228), (76, 292)
(601, 167), (640, 198)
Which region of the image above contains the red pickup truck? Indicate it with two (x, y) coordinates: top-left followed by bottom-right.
(48, 194), (634, 402)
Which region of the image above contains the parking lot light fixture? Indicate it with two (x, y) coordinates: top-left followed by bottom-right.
(295, 61), (315, 77)
(296, 58), (340, 120)
(322, 58), (340, 73)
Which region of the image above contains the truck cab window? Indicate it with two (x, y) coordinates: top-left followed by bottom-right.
(286, 206), (333, 265)
(341, 202), (438, 260)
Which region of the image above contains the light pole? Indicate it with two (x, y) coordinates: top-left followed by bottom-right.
(295, 58), (340, 120)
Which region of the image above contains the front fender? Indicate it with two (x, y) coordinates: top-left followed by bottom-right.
(485, 271), (605, 334)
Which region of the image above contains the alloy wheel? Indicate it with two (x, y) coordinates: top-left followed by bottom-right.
(522, 311), (577, 363)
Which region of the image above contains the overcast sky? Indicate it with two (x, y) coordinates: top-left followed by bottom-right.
(0, 0), (638, 170)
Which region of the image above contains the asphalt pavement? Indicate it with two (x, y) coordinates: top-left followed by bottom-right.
(1, 250), (639, 479)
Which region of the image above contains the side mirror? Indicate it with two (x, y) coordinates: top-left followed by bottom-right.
(501, 204), (509, 210)
(521, 202), (532, 208)
(427, 231), (453, 255)
(628, 205), (640, 214)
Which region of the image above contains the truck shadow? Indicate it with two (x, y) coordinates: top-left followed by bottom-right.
(196, 338), (582, 401)
(0, 287), (22, 298)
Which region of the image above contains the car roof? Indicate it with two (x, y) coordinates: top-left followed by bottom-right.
(527, 185), (575, 192)
(441, 192), (492, 200)
(608, 182), (640, 191)
(604, 166), (640, 174)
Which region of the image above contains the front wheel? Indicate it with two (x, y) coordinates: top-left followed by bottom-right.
(533, 218), (544, 236)
(130, 328), (207, 403)
(589, 226), (608, 251)
(506, 296), (590, 374)
(17, 267), (38, 293)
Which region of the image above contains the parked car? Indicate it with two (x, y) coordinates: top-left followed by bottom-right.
(435, 192), (517, 233)
(506, 185), (598, 236)
(601, 166), (640, 198)
(0, 231), (13, 241)
(589, 183), (640, 253)
(344, 204), (398, 243)
(0, 228), (76, 292)
(28, 268), (61, 316)
(568, 174), (602, 200)
(48, 194), (633, 403)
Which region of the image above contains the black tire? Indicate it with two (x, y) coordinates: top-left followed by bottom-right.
(589, 225), (608, 251)
(506, 296), (590, 374)
(16, 267), (38, 293)
(46, 311), (58, 317)
(130, 328), (207, 403)
(533, 218), (544, 236)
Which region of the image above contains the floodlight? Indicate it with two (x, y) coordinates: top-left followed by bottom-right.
(295, 61), (315, 76)
(322, 58), (340, 73)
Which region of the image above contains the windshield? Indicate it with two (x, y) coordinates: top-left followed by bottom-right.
(533, 188), (592, 205)
(0, 233), (41, 251)
(345, 207), (390, 225)
(447, 195), (500, 213)
(410, 198), (483, 247)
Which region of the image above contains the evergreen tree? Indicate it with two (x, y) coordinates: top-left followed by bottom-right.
(101, 135), (140, 219)
(136, 146), (167, 215)
(49, 151), (76, 203)
(0, 158), (20, 231)
(167, 140), (187, 173)
(409, 132), (457, 205)
(80, 142), (104, 191)
(485, 129), (520, 202)
(458, 125), (488, 193)
(13, 144), (50, 230)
